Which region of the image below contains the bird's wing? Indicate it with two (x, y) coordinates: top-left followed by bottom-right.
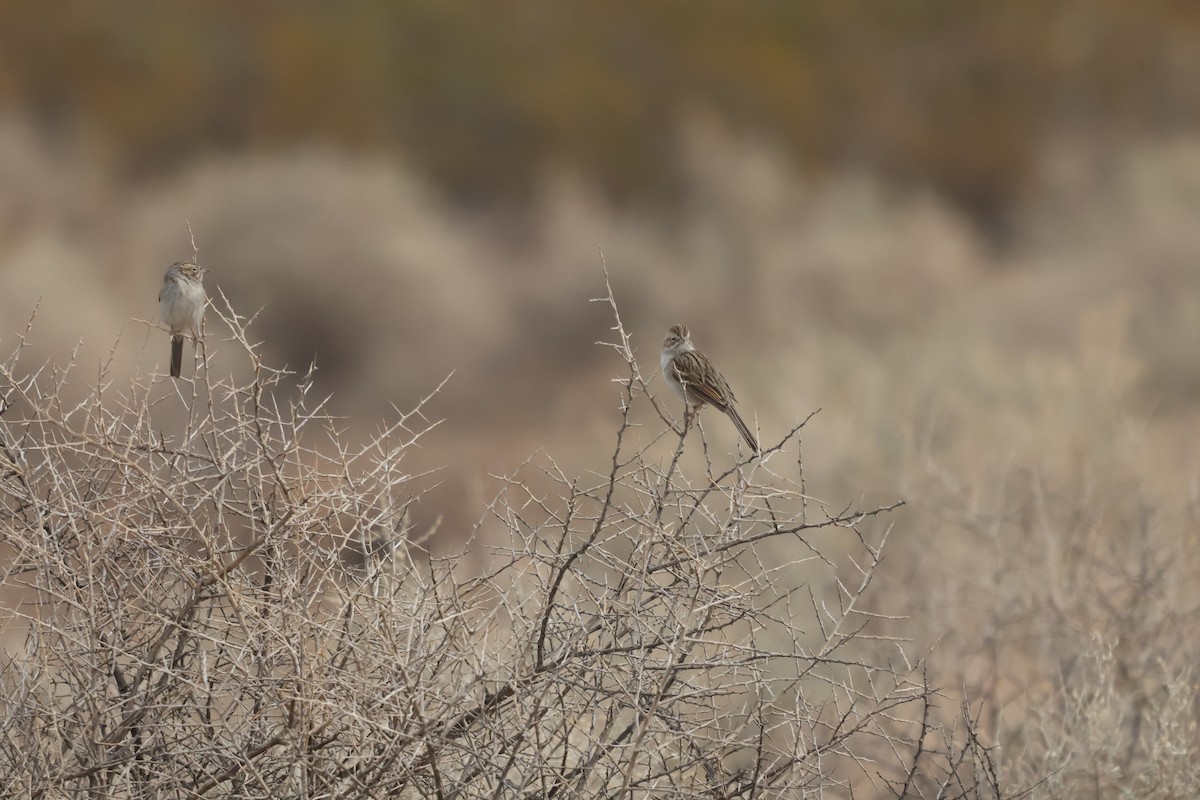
(671, 352), (734, 412)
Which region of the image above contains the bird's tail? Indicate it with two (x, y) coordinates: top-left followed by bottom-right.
(726, 407), (759, 454)
(170, 335), (183, 379)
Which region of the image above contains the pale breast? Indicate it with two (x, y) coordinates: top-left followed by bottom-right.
(160, 278), (206, 332)
(661, 350), (687, 401)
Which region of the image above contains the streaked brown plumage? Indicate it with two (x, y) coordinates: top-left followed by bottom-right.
(660, 324), (759, 454)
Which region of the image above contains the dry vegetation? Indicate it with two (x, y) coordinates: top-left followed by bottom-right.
(5, 1), (1200, 236)
(1, 281), (1013, 797)
(1, 115), (1200, 795)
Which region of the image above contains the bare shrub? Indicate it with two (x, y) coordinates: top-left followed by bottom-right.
(0, 281), (1012, 797)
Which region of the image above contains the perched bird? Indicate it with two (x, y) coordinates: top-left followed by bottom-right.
(158, 260), (207, 379)
(660, 324), (759, 454)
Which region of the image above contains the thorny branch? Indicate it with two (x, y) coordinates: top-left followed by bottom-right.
(0, 272), (1005, 798)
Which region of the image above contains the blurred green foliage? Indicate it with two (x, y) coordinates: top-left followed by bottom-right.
(2, 0), (1199, 233)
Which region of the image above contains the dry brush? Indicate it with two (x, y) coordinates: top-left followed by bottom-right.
(0, 287), (1011, 798)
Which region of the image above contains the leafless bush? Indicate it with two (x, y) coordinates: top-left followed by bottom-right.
(0, 281), (1013, 798)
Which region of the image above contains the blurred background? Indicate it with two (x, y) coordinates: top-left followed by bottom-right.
(2, 1), (1200, 789)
